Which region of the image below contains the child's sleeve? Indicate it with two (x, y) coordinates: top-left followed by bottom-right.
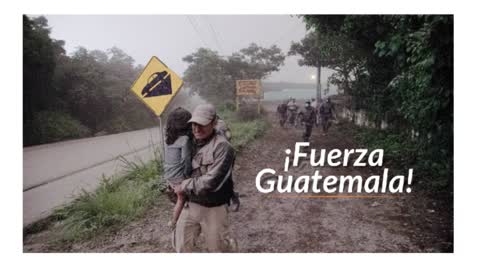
(181, 138), (193, 178)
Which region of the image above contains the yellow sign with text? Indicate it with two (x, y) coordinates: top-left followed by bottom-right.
(130, 56), (183, 116)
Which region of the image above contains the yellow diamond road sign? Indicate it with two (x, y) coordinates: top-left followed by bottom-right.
(130, 56), (183, 116)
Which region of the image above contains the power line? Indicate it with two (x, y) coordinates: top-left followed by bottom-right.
(203, 16), (224, 54)
(185, 15), (208, 48)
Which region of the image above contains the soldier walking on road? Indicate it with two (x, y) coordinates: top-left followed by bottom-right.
(310, 98), (319, 127)
(287, 98), (299, 127)
(276, 100), (288, 127)
(319, 97), (335, 135)
(302, 101), (316, 142)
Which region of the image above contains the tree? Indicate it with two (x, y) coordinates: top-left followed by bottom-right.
(24, 15), (157, 145)
(297, 15), (453, 184)
(238, 43), (285, 79)
(182, 48), (229, 104)
(56, 46), (156, 134)
(182, 43), (285, 104)
(23, 15), (65, 145)
(289, 15), (361, 100)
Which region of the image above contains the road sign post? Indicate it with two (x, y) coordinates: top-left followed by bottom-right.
(236, 79), (262, 113)
(130, 56), (184, 160)
(157, 116), (165, 159)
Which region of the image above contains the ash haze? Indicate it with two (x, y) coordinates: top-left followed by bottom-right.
(43, 15), (335, 84)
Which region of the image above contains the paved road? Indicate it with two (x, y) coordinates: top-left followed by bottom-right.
(23, 127), (162, 226)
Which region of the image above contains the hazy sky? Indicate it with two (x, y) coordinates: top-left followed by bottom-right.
(44, 15), (332, 84)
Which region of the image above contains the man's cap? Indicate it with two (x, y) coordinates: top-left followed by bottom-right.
(188, 104), (217, 126)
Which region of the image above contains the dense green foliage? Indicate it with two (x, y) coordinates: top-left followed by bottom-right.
(292, 15), (453, 188)
(31, 111), (91, 143)
(23, 15), (157, 146)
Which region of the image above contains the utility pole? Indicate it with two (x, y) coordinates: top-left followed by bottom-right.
(315, 30), (323, 103)
(316, 65), (322, 102)
(158, 116), (165, 160)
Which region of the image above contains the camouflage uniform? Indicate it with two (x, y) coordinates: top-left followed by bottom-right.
(319, 100), (335, 133)
(276, 103), (288, 127)
(302, 104), (316, 142)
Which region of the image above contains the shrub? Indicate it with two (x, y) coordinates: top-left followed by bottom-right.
(230, 119), (269, 150)
(352, 125), (451, 191)
(234, 104), (264, 121)
(52, 156), (165, 242)
(31, 111), (91, 144)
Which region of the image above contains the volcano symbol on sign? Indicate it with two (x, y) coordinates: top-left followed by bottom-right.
(141, 71), (172, 98)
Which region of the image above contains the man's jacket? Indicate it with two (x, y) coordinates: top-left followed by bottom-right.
(181, 132), (234, 207)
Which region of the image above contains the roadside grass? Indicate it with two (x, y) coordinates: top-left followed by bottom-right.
(25, 105), (269, 245)
(50, 153), (166, 243)
(218, 105), (270, 151)
(230, 120), (269, 150)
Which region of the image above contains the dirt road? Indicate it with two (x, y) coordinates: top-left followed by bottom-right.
(24, 112), (453, 252)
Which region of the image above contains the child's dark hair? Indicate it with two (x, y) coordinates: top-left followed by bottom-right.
(165, 107), (192, 145)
